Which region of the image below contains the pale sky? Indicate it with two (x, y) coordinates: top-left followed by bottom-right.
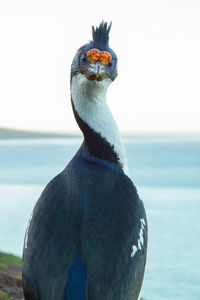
(0, 0), (200, 134)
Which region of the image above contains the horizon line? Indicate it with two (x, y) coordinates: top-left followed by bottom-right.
(1, 126), (200, 138)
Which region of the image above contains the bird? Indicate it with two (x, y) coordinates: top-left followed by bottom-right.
(22, 21), (148, 300)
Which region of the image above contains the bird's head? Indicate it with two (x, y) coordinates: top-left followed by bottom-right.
(71, 21), (118, 85)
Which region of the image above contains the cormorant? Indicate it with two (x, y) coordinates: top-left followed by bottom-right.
(22, 21), (148, 300)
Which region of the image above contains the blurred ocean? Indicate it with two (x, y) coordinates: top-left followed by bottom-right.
(0, 137), (200, 300)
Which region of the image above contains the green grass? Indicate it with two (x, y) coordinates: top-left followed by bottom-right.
(0, 263), (7, 269)
(0, 252), (22, 265)
(0, 291), (12, 300)
(14, 275), (22, 280)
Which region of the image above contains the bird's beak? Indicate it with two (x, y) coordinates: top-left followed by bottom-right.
(84, 62), (108, 82)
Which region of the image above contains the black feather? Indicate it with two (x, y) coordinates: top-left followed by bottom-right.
(92, 21), (112, 49)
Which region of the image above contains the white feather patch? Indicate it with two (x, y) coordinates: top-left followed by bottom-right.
(130, 218), (146, 258)
(71, 73), (129, 175)
(24, 212), (33, 249)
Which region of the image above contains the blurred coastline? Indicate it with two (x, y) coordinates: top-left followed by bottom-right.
(1, 127), (200, 142)
(0, 127), (81, 140)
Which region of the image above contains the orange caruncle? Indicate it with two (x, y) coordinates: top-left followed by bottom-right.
(87, 49), (112, 65)
(99, 51), (112, 65)
(87, 49), (100, 63)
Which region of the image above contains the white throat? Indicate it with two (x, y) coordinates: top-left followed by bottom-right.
(71, 73), (129, 175)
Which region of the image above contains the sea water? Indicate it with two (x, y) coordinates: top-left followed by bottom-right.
(0, 137), (200, 300)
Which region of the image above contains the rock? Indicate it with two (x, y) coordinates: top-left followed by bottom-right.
(0, 252), (23, 300)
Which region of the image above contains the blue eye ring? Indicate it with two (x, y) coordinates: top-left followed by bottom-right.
(81, 55), (88, 65)
(107, 61), (113, 69)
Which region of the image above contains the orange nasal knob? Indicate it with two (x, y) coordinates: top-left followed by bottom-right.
(87, 49), (112, 65)
(87, 49), (100, 63)
(99, 51), (112, 65)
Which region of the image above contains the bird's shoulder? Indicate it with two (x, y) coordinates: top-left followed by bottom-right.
(67, 147), (133, 191)
(67, 149), (147, 229)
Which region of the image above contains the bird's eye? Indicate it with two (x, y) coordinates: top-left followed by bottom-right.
(81, 56), (87, 65)
(107, 61), (113, 69)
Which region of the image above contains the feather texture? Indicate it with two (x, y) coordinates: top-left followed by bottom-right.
(92, 21), (112, 49)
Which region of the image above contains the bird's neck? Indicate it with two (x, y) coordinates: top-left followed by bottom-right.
(71, 74), (129, 174)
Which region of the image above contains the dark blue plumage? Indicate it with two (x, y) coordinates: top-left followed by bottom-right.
(22, 21), (147, 300)
(23, 142), (147, 299)
(92, 21), (112, 50)
(64, 247), (87, 300)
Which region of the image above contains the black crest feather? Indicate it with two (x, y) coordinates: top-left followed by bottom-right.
(92, 21), (112, 49)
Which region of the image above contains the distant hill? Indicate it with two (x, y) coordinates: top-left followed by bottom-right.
(0, 128), (81, 139)
(1, 127), (199, 142)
